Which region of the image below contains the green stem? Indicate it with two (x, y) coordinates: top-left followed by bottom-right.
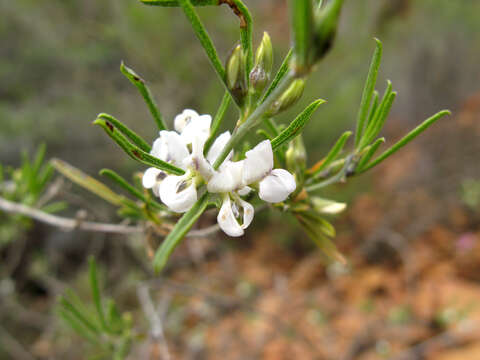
(177, 0), (240, 108)
(212, 71), (296, 169)
(204, 92), (231, 153)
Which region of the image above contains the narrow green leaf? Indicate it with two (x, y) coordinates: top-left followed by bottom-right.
(52, 159), (124, 205)
(263, 116), (280, 137)
(58, 309), (99, 343)
(271, 99), (325, 151)
(290, 0), (314, 71)
(359, 82), (395, 148)
(154, 192), (209, 272)
(358, 110), (450, 173)
(120, 62), (167, 131)
(100, 169), (147, 203)
(356, 137), (385, 171)
(261, 49), (293, 103)
(59, 296), (99, 334)
(296, 214), (346, 264)
(354, 38), (383, 147)
(177, 0), (239, 106)
(204, 91), (231, 154)
(97, 113), (151, 153)
(257, 129), (274, 141)
(309, 130), (352, 177)
(32, 143), (47, 175)
(88, 257), (108, 333)
(41, 201), (68, 213)
(94, 118), (185, 175)
(365, 90), (379, 129)
(140, 0), (218, 5)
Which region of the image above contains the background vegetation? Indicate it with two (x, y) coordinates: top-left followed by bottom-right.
(1, 0), (480, 358)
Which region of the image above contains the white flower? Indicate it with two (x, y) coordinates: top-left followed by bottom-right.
(174, 109), (211, 145)
(259, 169), (296, 203)
(242, 140), (296, 203)
(217, 194), (254, 237)
(207, 160), (244, 193)
(242, 140), (274, 185)
(206, 131), (233, 165)
(142, 130), (191, 197)
(159, 173), (197, 213)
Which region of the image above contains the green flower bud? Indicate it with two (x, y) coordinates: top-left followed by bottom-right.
(313, 0), (344, 62)
(286, 135), (307, 175)
(255, 32), (273, 76)
(250, 32), (273, 94)
(267, 78), (306, 116)
(286, 136), (307, 192)
(225, 44), (247, 103)
(312, 197), (347, 215)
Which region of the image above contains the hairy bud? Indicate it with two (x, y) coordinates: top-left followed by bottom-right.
(250, 32), (273, 94)
(266, 78), (306, 116)
(311, 197), (347, 215)
(225, 44), (247, 103)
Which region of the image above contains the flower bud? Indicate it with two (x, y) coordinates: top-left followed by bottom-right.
(313, 0), (344, 62)
(286, 136), (307, 178)
(225, 44), (247, 102)
(312, 197), (346, 215)
(250, 32), (273, 94)
(267, 78), (305, 116)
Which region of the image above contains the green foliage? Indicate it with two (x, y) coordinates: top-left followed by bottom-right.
(58, 257), (133, 359)
(0, 145), (65, 246)
(153, 192), (210, 272)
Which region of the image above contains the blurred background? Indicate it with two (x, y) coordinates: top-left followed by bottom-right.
(1, 0), (480, 358)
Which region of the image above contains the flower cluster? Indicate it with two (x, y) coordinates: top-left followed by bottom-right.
(142, 109), (296, 237)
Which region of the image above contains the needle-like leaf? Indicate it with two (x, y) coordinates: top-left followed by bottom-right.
(271, 99), (325, 151)
(354, 38), (383, 147)
(94, 118), (185, 175)
(358, 110), (450, 173)
(97, 113), (151, 153)
(120, 62), (167, 131)
(154, 192), (210, 272)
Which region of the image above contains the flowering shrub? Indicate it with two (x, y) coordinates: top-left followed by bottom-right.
(45, 0), (450, 272)
(0, 0), (452, 357)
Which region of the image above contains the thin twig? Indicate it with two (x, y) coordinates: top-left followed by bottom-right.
(0, 325), (36, 360)
(0, 196), (220, 237)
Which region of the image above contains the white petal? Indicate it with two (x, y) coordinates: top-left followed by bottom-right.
(159, 175), (197, 213)
(242, 140), (274, 185)
(206, 131), (232, 165)
(217, 196), (254, 237)
(174, 109), (199, 133)
(207, 160), (244, 193)
(235, 196), (254, 230)
(237, 186), (252, 196)
(160, 131), (190, 168)
(142, 168), (161, 189)
(259, 168), (296, 203)
(218, 197), (244, 237)
(189, 134), (214, 180)
(180, 114), (212, 145)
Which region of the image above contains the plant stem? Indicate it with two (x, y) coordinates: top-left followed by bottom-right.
(212, 71), (296, 169)
(177, 0), (241, 108)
